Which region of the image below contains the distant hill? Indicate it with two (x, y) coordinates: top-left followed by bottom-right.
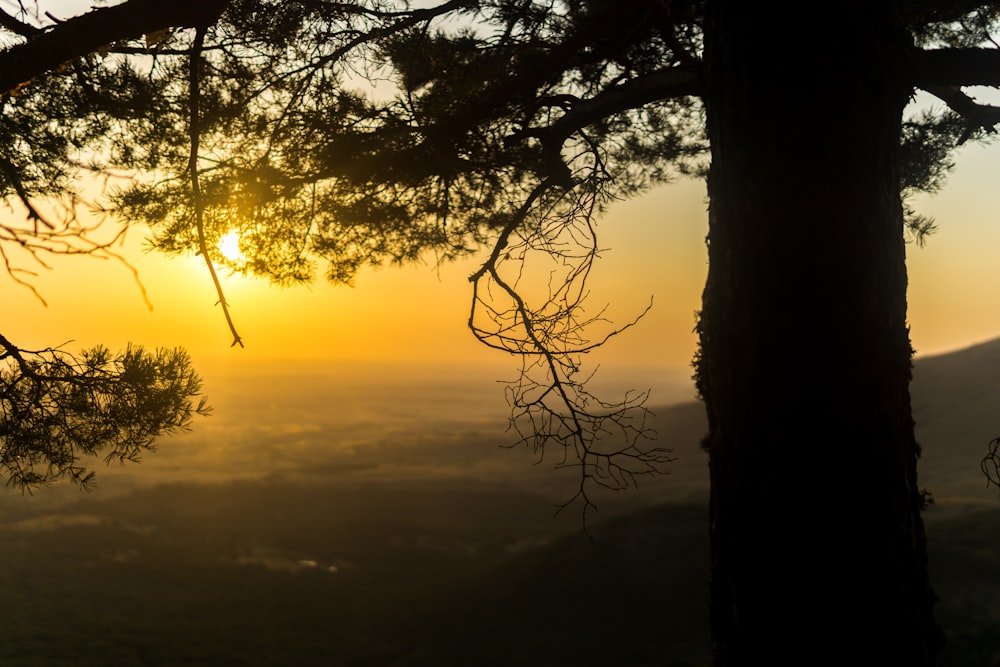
(909, 337), (1000, 506)
(634, 336), (1000, 510)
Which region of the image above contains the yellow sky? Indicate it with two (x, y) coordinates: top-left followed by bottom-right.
(906, 136), (1000, 356)
(5, 112), (1000, 404)
(6, 145), (1000, 374)
(3, 3), (999, 409)
(3, 177), (708, 388)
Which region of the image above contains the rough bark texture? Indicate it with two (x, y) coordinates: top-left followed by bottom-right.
(698, 2), (940, 664)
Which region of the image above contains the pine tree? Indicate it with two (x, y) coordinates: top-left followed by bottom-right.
(4, 1), (1000, 661)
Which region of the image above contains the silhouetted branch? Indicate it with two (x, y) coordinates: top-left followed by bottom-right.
(0, 6), (40, 39)
(922, 84), (1000, 143)
(912, 46), (1000, 87)
(533, 66), (702, 144)
(468, 148), (670, 524)
(507, 66), (701, 186)
(983, 436), (1000, 492)
(188, 26), (243, 348)
(0, 333), (208, 489)
(6, 1), (695, 506)
(0, 154), (52, 229)
(0, 194), (151, 306)
(0, 0), (228, 96)
(295, 0), (476, 21)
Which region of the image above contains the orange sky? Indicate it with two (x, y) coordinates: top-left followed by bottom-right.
(6, 99), (1000, 405)
(3, 4), (1000, 410)
(3, 176), (708, 391)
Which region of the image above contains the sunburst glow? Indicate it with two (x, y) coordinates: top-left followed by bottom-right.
(217, 231), (245, 264)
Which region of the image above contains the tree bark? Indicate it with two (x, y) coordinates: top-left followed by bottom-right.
(698, 2), (940, 663)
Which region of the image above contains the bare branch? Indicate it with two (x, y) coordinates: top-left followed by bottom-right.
(983, 436), (1000, 492)
(468, 153), (670, 524)
(0, 192), (151, 307)
(0, 6), (40, 38)
(188, 25), (243, 348)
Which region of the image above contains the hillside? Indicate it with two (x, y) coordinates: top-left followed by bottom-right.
(1, 340), (1000, 664)
(911, 337), (1000, 505)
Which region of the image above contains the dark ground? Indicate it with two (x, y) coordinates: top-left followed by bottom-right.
(4, 338), (1000, 665)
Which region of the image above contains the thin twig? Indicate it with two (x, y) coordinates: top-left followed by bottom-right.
(188, 25), (244, 348)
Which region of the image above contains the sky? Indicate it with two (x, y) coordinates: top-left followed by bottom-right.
(6, 2), (1000, 408)
(4, 173), (711, 402)
(7, 132), (1000, 403)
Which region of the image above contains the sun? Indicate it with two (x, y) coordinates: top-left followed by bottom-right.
(217, 230), (246, 264)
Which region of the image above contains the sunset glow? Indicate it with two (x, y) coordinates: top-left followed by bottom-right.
(217, 231), (245, 264)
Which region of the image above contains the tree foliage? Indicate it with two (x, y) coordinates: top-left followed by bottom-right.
(1, 1), (1000, 504)
(11, 1), (1000, 663)
(0, 335), (206, 488)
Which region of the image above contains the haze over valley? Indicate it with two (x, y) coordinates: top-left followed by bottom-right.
(1, 340), (1000, 664)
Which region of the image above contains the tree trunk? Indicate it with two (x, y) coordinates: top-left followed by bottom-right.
(698, 2), (940, 663)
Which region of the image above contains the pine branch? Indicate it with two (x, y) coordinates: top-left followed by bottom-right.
(521, 66), (702, 184)
(923, 84), (1000, 143)
(912, 46), (1000, 86)
(0, 0), (228, 96)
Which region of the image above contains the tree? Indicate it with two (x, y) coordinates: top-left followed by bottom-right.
(701, 5), (936, 663)
(3, 0), (1000, 663)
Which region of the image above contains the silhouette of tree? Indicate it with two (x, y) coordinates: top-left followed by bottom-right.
(0, 335), (207, 488)
(3, 0), (1000, 662)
